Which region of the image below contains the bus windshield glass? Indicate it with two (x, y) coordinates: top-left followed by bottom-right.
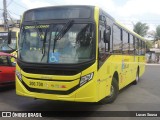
(19, 23), (95, 64)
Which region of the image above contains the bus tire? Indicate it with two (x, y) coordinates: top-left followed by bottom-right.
(100, 77), (119, 104)
(133, 69), (139, 85)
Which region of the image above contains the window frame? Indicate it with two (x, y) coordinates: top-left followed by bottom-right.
(112, 24), (122, 54)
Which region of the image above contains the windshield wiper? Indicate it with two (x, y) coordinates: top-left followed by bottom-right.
(55, 20), (74, 40)
(53, 28), (59, 53)
(21, 25), (27, 50)
(32, 22), (49, 62)
(52, 20), (74, 53)
(34, 22), (43, 41)
(41, 28), (48, 61)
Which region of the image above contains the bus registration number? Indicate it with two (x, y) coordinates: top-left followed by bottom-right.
(29, 81), (44, 87)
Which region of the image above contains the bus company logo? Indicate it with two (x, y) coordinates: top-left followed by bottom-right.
(121, 60), (129, 70)
(2, 112), (11, 117)
(122, 60), (125, 70)
(1, 112), (42, 118)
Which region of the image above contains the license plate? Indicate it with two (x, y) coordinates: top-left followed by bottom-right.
(29, 81), (44, 87)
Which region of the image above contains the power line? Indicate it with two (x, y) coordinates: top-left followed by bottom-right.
(8, 10), (20, 17)
(8, 6), (26, 14)
(12, 0), (28, 10)
(7, 12), (14, 23)
(7, 0), (13, 7)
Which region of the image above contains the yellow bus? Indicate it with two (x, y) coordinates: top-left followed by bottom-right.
(16, 5), (146, 103)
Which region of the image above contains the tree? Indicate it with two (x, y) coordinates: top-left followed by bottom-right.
(155, 25), (160, 39)
(146, 40), (153, 51)
(133, 22), (149, 37)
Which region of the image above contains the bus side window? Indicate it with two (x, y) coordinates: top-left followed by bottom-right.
(122, 30), (129, 54)
(98, 25), (109, 67)
(142, 41), (145, 55)
(99, 25), (106, 52)
(129, 35), (134, 54)
(139, 39), (142, 55)
(135, 38), (139, 55)
(113, 25), (122, 54)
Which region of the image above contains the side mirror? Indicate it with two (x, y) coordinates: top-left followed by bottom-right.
(103, 27), (111, 43)
(8, 30), (12, 44)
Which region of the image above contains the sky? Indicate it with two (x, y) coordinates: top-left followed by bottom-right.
(1, 0), (160, 32)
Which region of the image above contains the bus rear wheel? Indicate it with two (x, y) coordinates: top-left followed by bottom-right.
(100, 77), (119, 104)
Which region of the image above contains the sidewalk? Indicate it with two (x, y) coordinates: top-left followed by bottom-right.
(146, 63), (160, 65)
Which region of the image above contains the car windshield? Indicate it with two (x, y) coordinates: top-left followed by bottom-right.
(0, 32), (17, 52)
(0, 38), (17, 51)
(19, 22), (95, 64)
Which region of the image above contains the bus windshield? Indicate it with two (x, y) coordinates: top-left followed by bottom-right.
(19, 22), (95, 64)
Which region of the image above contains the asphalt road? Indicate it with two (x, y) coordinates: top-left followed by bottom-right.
(0, 65), (160, 120)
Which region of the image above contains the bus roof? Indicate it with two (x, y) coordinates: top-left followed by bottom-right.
(24, 5), (95, 12)
(23, 5), (95, 22)
(23, 5), (145, 41)
(97, 6), (146, 41)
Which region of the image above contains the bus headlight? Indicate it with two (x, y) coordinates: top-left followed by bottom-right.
(16, 70), (22, 81)
(80, 72), (94, 86)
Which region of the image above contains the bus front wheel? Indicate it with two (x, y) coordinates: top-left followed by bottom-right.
(133, 69), (139, 85)
(100, 77), (119, 104)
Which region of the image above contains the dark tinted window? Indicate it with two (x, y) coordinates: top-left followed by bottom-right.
(135, 38), (139, 55)
(106, 17), (113, 51)
(113, 25), (122, 54)
(129, 35), (134, 54)
(122, 30), (129, 54)
(139, 39), (142, 55)
(99, 25), (108, 68)
(24, 7), (92, 21)
(142, 41), (145, 55)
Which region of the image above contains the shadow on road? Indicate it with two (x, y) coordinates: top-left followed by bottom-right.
(16, 83), (137, 117)
(0, 77), (145, 118)
(16, 99), (103, 117)
(0, 80), (143, 118)
(0, 85), (15, 92)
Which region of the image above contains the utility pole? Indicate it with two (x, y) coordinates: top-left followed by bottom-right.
(3, 0), (8, 31)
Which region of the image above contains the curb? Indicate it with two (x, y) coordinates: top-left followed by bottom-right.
(146, 64), (160, 66)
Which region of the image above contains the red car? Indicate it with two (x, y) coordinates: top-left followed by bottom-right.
(0, 52), (16, 87)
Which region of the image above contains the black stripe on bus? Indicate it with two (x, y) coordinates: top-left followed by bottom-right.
(19, 79), (79, 95)
(22, 75), (78, 82)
